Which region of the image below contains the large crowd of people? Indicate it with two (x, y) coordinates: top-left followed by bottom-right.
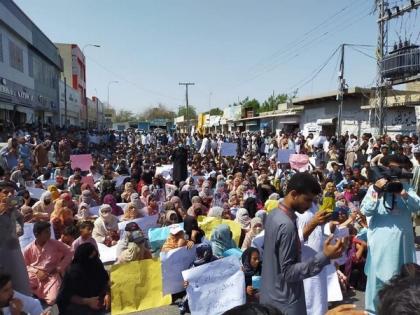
(0, 124), (419, 315)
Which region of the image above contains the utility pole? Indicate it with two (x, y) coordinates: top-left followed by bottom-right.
(64, 77), (68, 128)
(374, 0), (388, 135)
(179, 82), (195, 133)
(337, 44), (345, 137)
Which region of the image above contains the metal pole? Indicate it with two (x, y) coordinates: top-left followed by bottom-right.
(337, 44), (345, 137)
(64, 77), (68, 128)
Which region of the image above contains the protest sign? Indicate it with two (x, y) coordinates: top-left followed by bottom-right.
(115, 176), (130, 188)
(220, 143), (237, 157)
(160, 246), (197, 295)
(98, 243), (118, 264)
(197, 216), (241, 246)
(70, 154), (93, 171)
(19, 223), (55, 251)
(111, 259), (171, 314)
(182, 255), (245, 315)
(277, 149), (295, 163)
(416, 250), (420, 264)
(223, 248), (242, 258)
(27, 187), (46, 200)
(155, 165), (173, 178)
(118, 215), (159, 239)
(148, 223), (184, 253)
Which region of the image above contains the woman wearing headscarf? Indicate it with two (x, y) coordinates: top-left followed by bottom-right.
(139, 185), (150, 206)
(140, 194), (159, 217)
(162, 210), (179, 226)
(243, 197), (258, 218)
(183, 215), (205, 245)
(102, 194), (123, 216)
(210, 224), (237, 258)
(170, 196), (185, 221)
(121, 182), (136, 203)
(116, 222), (152, 264)
(47, 185), (60, 201)
(207, 206), (224, 218)
(241, 247), (262, 302)
(161, 226), (193, 253)
(130, 193), (145, 210)
(79, 190), (97, 207)
(235, 208), (251, 230)
(241, 217), (264, 251)
(75, 202), (96, 221)
(56, 243), (110, 315)
(60, 192), (77, 215)
(122, 202), (141, 221)
(50, 199), (74, 239)
(255, 209), (268, 226)
(93, 204), (119, 247)
(32, 191), (54, 221)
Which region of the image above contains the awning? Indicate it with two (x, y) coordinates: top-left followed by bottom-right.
(0, 102), (15, 111)
(316, 118), (336, 126)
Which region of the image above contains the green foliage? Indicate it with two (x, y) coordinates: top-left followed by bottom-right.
(140, 103), (176, 121)
(208, 107), (224, 116)
(178, 105), (197, 119)
(260, 93), (288, 113)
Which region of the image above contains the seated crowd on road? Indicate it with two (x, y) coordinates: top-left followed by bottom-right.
(0, 125), (419, 315)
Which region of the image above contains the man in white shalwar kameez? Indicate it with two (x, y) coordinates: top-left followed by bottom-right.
(296, 203), (329, 315)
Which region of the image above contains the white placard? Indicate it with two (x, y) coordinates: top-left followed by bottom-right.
(155, 164), (173, 177)
(416, 250), (420, 264)
(160, 246), (197, 295)
(27, 187), (46, 200)
(115, 176), (130, 188)
(220, 143), (237, 157)
(98, 242), (118, 263)
(182, 256), (245, 315)
(117, 214), (159, 239)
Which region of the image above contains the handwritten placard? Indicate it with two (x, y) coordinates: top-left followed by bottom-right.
(70, 154), (93, 171)
(182, 255), (245, 315)
(220, 143), (237, 157)
(111, 259), (171, 314)
(160, 246), (197, 295)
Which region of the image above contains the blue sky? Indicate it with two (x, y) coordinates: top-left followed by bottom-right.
(15, 0), (384, 113)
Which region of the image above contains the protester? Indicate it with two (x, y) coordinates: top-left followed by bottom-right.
(116, 223), (152, 264)
(260, 172), (345, 315)
(241, 247), (262, 303)
(56, 243), (110, 315)
(210, 224), (237, 258)
(161, 226), (193, 253)
(93, 204), (119, 246)
(72, 221), (98, 252)
(361, 154), (420, 314)
(23, 221), (72, 305)
(0, 273), (44, 315)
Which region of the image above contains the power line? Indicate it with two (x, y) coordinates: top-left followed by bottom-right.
(348, 46), (377, 60)
(85, 54), (183, 102)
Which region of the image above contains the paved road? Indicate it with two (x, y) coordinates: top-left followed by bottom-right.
(124, 289), (366, 315)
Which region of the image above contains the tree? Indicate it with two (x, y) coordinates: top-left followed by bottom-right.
(208, 107), (224, 116)
(113, 109), (136, 123)
(178, 105), (197, 120)
(140, 103), (176, 121)
(260, 93), (288, 113)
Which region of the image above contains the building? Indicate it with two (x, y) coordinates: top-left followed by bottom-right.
(59, 79), (80, 127)
(86, 96), (105, 129)
(55, 43), (87, 127)
(0, 0), (62, 132)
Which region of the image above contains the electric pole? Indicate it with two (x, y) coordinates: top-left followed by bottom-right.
(64, 77), (68, 128)
(337, 44), (345, 137)
(179, 82), (195, 133)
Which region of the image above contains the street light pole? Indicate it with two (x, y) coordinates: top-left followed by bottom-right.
(81, 44), (100, 129)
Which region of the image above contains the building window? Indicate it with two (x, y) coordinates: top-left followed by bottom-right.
(9, 40), (24, 72)
(0, 33), (3, 62)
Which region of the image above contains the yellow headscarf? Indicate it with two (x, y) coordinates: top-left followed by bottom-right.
(48, 185), (60, 201)
(264, 199), (279, 213)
